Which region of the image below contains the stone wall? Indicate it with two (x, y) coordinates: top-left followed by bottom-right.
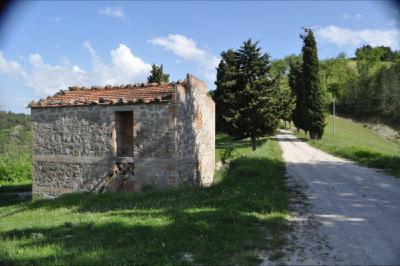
(32, 106), (111, 197)
(176, 75), (215, 186)
(32, 102), (176, 197)
(110, 104), (177, 191)
(31, 74), (215, 198)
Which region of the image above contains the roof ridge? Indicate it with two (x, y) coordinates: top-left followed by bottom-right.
(29, 82), (177, 108)
(65, 80), (185, 92)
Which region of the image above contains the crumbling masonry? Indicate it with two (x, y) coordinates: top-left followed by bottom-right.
(29, 74), (215, 198)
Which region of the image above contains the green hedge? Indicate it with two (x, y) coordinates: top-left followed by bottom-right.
(0, 154), (31, 185)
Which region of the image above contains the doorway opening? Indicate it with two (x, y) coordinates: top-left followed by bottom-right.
(115, 111), (134, 157)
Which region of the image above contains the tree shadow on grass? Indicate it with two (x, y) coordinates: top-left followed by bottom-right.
(0, 182), (32, 207)
(0, 154), (289, 265)
(216, 135), (268, 149)
(0, 193), (31, 207)
(1, 212), (287, 265)
(0, 182), (31, 193)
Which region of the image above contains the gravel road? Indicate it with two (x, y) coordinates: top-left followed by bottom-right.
(264, 131), (400, 265)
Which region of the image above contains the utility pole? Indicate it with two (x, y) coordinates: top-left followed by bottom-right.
(333, 97), (336, 135)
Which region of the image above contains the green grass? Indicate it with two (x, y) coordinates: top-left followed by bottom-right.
(0, 137), (289, 265)
(215, 133), (267, 162)
(298, 115), (400, 176)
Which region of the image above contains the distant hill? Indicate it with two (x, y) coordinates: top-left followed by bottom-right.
(0, 111), (31, 155)
(0, 111), (31, 185)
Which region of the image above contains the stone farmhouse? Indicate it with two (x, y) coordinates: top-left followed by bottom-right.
(29, 74), (215, 198)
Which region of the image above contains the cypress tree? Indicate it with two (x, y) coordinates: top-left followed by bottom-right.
(288, 57), (305, 132)
(147, 64), (170, 83)
(215, 39), (281, 151)
(214, 49), (238, 132)
(301, 28), (325, 139)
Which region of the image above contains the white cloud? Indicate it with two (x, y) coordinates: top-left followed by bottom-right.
(389, 18), (398, 27)
(24, 59), (88, 95)
(316, 25), (400, 49)
(111, 44), (151, 78)
(29, 54), (43, 67)
(72, 65), (86, 74)
(1, 53), (75, 95)
(98, 6), (125, 19)
(150, 34), (206, 61)
(0, 43), (151, 96)
(342, 13), (362, 21)
(83, 41), (98, 61)
(84, 42), (151, 86)
(149, 34), (219, 81)
(0, 51), (26, 77)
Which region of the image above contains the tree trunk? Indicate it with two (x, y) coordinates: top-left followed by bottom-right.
(251, 136), (257, 151)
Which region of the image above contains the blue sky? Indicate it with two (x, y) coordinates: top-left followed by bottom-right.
(0, 1), (399, 113)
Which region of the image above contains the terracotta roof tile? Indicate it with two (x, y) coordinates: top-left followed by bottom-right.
(29, 82), (178, 108)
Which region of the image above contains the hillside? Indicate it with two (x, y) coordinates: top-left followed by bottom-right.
(302, 115), (400, 176)
(0, 111), (31, 186)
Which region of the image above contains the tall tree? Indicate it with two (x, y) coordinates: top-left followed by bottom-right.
(301, 28), (325, 139)
(213, 49), (238, 132)
(147, 64), (170, 83)
(288, 56), (305, 132)
(215, 39), (281, 150)
(278, 88), (295, 127)
(270, 58), (296, 126)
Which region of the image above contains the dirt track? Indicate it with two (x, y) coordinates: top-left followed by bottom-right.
(265, 131), (400, 265)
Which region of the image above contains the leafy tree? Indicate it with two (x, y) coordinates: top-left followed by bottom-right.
(270, 59), (288, 81)
(355, 45), (398, 62)
(270, 58), (296, 126)
(301, 28), (325, 139)
(288, 57), (305, 131)
(379, 46), (395, 61)
(379, 61), (400, 123)
(269, 43), (400, 128)
(338, 59), (400, 125)
(337, 52), (346, 59)
(215, 39), (281, 150)
(278, 88), (295, 126)
(147, 64), (169, 83)
(356, 45), (382, 62)
(319, 54), (355, 100)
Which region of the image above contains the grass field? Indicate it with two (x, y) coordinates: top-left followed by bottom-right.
(298, 115), (400, 177)
(215, 134), (268, 162)
(0, 135), (289, 265)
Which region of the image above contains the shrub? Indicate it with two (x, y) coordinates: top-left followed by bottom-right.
(221, 147), (234, 165)
(0, 154), (31, 184)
